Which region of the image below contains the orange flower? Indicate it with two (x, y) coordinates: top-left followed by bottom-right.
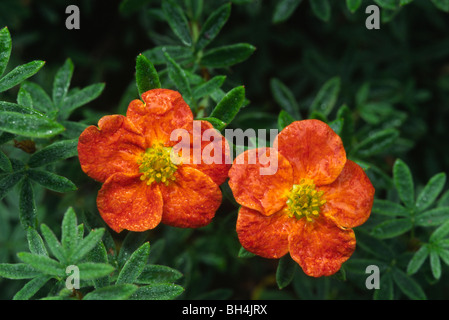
(228, 119), (375, 277)
(78, 89), (230, 232)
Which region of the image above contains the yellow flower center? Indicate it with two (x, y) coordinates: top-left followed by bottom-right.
(137, 143), (177, 186)
(286, 179), (326, 222)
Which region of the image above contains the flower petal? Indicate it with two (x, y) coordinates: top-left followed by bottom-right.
(159, 166), (222, 228)
(78, 115), (145, 183)
(174, 120), (231, 185)
(228, 148), (293, 216)
(126, 89), (193, 146)
(274, 119), (346, 186)
(236, 206), (291, 259)
(318, 160), (375, 228)
(289, 216), (356, 277)
(97, 173), (163, 233)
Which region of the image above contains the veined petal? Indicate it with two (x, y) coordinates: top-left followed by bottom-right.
(318, 160), (375, 228)
(274, 119), (346, 186)
(78, 115), (145, 183)
(127, 89), (193, 146)
(289, 216), (356, 277)
(174, 120), (231, 186)
(97, 173), (163, 233)
(236, 206), (291, 259)
(228, 148), (293, 216)
(159, 166), (222, 228)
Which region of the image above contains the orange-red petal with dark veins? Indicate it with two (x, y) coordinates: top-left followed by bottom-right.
(126, 89), (193, 146)
(288, 216), (356, 277)
(273, 119), (346, 186)
(318, 160), (375, 229)
(97, 173), (163, 233)
(159, 166), (222, 228)
(78, 115), (145, 183)
(174, 120), (231, 186)
(236, 206), (292, 259)
(228, 148), (293, 216)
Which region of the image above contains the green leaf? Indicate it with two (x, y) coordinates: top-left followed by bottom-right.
(27, 228), (48, 256)
(142, 45), (192, 65)
(270, 78), (300, 119)
(136, 54), (161, 96)
(0, 27), (12, 77)
(17, 252), (65, 277)
(372, 199), (410, 217)
(53, 58), (74, 109)
(371, 218), (413, 239)
(161, 0), (192, 46)
(130, 283), (184, 300)
(28, 139), (78, 168)
(346, 0), (362, 13)
(0, 60), (45, 93)
(278, 110), (295, 131)
(69, 228), (105, 264)
(416, 173), (446, 212)
(83, 284), (138, 300)
(407, 245), (429, 275)
(196, 3), (231, 51)
(59, 83), (105, 119)
(19, 178), (37, 229)
(309, 0), (331, 22)
(200, 43), (256, 68)
(430, 250), (441, 279)
(0, 149), (12, 172)
(27, 169), (77, 193)
(430, 220), (449, 243)
(135, 264), (183, 285)
(210, 86), (245, 126)
(61, 208), (78, 256)
(116, 242), (150, 285)
(373, 272), (394, 300)
(393, 159), (415, 208)
(415, 207), (449, 227)
(438, 190), (449, 208)
(164, 51), (192, 104)
(276, 255), (297, 289)
(374, 0), (399, 9)
(196, 117), (226, 131)
(310, 77), (340, 117)
(40, 224), (65, 263)
(392, 268), (426, 300)
(0, 101), (42, 116)
(78, 262), (115, 280)
(192, 75), (226, 100)
(0, 263), (40, 279)
(17, 87), (33, 109)
(238, 246), (255, 258)
(0, 111), (64, 138)
(431, 0), (449, 12)
(0, 171), (25, 200)
(117, 231), (150, 268)
(272, 0), (303, 24)
(13, 275), (52, 300)
(352, 129), (399, 158)
(21, 82), (55, 114)
(439, 249), (449, 266)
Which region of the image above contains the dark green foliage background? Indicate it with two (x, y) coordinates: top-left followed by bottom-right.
(1, 0), (449, 300)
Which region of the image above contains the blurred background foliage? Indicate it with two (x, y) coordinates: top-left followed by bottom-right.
(1, 0), (449, 300)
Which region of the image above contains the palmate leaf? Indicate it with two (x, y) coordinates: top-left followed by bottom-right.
(270, 78), (301, 119)
(393, 159), (415, 208)
(28, 139), (78, 168)
(0, 111), (64, 138)
(164, 51), (193, 105)
(415, 172), (446, 212)
(209, 86), (245, 126)
(53, 58), (74, 109)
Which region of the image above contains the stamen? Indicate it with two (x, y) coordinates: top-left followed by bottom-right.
(286, 179), (326, 222)
(137, 143), (177, 186)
